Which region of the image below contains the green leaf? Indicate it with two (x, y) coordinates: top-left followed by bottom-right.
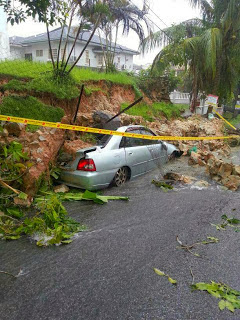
(219, 300), (226, 310)
(61, 240), (73, 244)
(195, 283), (208, 291)
(207, 236), (219, 242)
(221, 214), (228, 220)
(168, 277), (177, 285)
(18, 192), (28, 200)
(225, 301), (235, 313)
(153, 268), (165, 276)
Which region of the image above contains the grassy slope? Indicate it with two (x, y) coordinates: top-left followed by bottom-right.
(0, 60), (136, 86)
(0, 60), (140, 99)
(121, 102), (189, 121)
(0, 95), (64, 131)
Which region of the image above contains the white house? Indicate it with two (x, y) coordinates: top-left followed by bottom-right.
(9, 26), (139, 72)
(0, 6), (10, 60)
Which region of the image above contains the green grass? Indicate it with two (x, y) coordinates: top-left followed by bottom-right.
(0, 60), (137, 86)
(121, 102), (189, 121)
(0, 60), (141, 99)
(0, 95), (64, 131)
(223, 112), (240, 127)
(229, 115), (240, 127)
(2, 77), (79, 100)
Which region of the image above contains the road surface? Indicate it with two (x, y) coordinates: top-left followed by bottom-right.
(0, 162), (240, 320)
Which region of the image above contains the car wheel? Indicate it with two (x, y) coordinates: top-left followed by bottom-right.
(113, 167), (128, 187)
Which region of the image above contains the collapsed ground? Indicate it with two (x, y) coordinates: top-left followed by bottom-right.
(0, 61), (240, 248)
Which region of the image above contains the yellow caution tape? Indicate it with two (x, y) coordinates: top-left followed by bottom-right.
(213, 109), (237, 130)
(0, 114), (239, 141)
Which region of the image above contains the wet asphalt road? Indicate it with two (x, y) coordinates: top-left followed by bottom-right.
(0, 161), (240, 320)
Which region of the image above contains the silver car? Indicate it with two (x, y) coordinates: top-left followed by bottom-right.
(60, 125), (182, 190)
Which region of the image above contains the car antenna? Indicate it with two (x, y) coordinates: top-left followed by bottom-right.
(106, 97), (143, 124)
(72, 84), (85, 124)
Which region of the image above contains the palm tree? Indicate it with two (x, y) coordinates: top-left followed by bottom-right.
(97, 0), (150, 73)
(141, 0), (240, 110)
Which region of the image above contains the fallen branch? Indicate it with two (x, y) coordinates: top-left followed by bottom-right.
(176, 235), (219, 258)
(0, 179), (20, 195)
(0, 269), (21, 279)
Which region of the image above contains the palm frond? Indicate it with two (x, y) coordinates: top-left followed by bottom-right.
(202, 27), (222, 76)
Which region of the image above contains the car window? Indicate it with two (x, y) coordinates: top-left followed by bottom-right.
(140, 129), (160, 146)
(120, 130), (146, 148)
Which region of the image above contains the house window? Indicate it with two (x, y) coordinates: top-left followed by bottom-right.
(49, 48), (58, 60)
(36, 50), (43, 57)
(85, 50), (90, 65)
(98, 55), (103, 66)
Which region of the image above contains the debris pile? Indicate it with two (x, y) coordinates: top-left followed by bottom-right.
(149, 116), (230, 155)
(206, 155), (240, 191)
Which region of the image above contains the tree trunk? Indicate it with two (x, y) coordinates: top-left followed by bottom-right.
(61, 5), (76, 69)
(62, 23), (83, 72)
(190, 65), (198, 113)
(67, 16), (101, 74)
(57, 25), (65, 70)
(46, 23), (55, 69)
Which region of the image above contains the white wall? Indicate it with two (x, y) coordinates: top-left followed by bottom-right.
(9, 46), (24, 60)
(0, 7), (10, 60)
(10, 39), (135, 71)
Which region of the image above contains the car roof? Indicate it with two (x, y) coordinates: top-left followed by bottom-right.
(117, 125), (145, 133)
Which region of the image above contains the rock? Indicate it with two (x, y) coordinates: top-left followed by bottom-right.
(0, 128), (9, 137)
(222, 175), (240, 191)
(14, 197), (32, 207)
(233, 165), (240, 176)
(63, 140), (93, 156)
(194, 180), (209, 188)
(218, 163), (233, 179)
(4, 122), (25, 137)
(188, 152), (200, 165)
(37, 148), (43, 154)
(93, 111), (121, 130)
(164, 172), (194, 184)
(39, 135), (46, 142)
(54, 184), (69, 193)
(30, 140), (40, 148)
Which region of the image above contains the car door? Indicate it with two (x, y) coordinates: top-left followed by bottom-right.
(120, 130), (152, 177)
(139, 129), (168, 172)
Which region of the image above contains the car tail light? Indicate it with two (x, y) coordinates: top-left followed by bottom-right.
(77, 159), (96, 171)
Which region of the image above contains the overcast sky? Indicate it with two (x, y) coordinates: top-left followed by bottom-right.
(7, 0), (200, 65)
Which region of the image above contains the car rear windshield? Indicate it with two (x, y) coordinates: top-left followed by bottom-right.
(97, 134), (112, 147)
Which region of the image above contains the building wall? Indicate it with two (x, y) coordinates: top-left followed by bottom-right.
(10, 39), (135, 71)
(0, 7), (10, 60)
(9, 46), (24, 60)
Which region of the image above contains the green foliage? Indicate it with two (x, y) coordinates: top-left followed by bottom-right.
(192, 281), (240, 313)
(0, 95), (64, 125)
(80, 133), (97, 144)
(0, 141), (30, 219)
(154, 268), (177, 285)
(44, 189), (129, 205)
(0, 141), (29, 184)
(84, 86), (104, 96)
(121, 102), (189, 121)
(0, 194), (86, 246)
(152, 180), (174, 190)
(211, 214), (240, 232)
